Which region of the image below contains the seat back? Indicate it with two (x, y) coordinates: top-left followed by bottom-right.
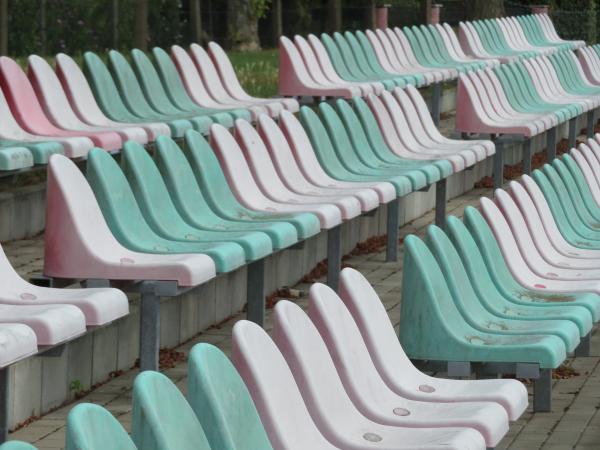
(188, 343), (273, 450)
(131, 49), (183, 115)
(231, 320), (337, 449)
(66, 403), (136, 450)
(132, 371), (211, 450)
(83, 51), (136, 121)
(108, 50), (159, 116)
(151, 47), (197, 111)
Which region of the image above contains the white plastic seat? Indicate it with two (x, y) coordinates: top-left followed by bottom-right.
(44, 154), (216, 286)
(234, 118), (363, 220)
(272, 301), (487, 450)
(0, 303), (84, 346)
(338, 268), (528, 421)
(209, 123), (342, 229)
(0, 324), (37, 368)
(207, 41), (299, 112)
(307, 283), (510, 447)
(257, 113), (380, 212)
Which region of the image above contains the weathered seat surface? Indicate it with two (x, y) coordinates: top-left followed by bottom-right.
(187, 343), (273, 450)
(65, 403), (136, 450)
(132, 371), (211, 450)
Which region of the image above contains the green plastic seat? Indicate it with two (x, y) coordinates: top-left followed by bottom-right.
(299, 106), (413, 196)
(426, 224), (581, 352)
(183, 130), (320, 239)
(531, 168), (600, 246)
(65, 403), (136, 450)
(400, 233), (567, 369)
(121, 140), (273, 261)
(320, 33), (395, 90)
(353, 30), (424, 87)
(153, 135), (298, 250)
(108, 50), (214, 134)
(0, 443), (38, 450)
(188, 343), (273, 450)
(151, 47), (251, 123)
(86, 147), (246, 272)
(317, 102), (431, 188)
(540, 163), (600, 239)
(132, 371), (211, 450)
(83, 51), (189, 138)
(446, 213), (598, 327)
(0, 139), (63, 165)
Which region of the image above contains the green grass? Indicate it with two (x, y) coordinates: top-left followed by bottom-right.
(227, 48), (279, 98)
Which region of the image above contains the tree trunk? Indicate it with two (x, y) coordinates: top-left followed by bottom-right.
(368, 0), (376, 29)
(190, 0), (202, 44)
(420, 0), (432, 24)
(111, 0), (119, 49)
(40, 0), (46, 54)
(465, 0), (505, 20)
(327, 0), (342, 33)
(0, 0), (7, 55)
(271, 0), (282, 47)
(227, 0), (260, 51)
(134, 0), (149, 51)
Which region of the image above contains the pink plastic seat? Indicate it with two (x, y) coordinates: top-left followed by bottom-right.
(272, 301), (487, 449)
(54, 53), (171, 141)
(235, 117), (363, 219)
(338, 268), (528, 421)
(307, 284), (510, 447)
(209, 123), (342, 229)
(0, 324), (37, 368)
(278, 110), (397, 204)
(0, 80), (92, 158)
(578, 47), (600, 85)
(27, 55), (149, 145)
(207, 41), (299, 113)
(0, 57), (122, 151)
(44, 154), (216, 286)
(257, 113), (381, 212)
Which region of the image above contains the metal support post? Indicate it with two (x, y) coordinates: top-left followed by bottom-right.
(246, 258), (266, 326)
(546, 127), (557, 163)
(522, 138), (532, 175)
(533, 368), (552, 412)
(493, 138), (504, 190)
(574, 332), (591, 357)
(139, 282), (161, 372)
(568, 117), (577, 149)
(432, 82), (441, 127)
(587, 109), (596, 139)
(385, 198), (399, 262)
(435, 179), (447, 228)
(327, 225), (342, 291)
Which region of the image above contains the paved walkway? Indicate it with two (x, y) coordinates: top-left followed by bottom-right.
(5, 187), (600, 450)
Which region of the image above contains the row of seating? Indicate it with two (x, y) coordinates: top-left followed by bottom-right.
(3, 268), (529, 450)
(401, 134), (600, 412)
(0, 42), (297, 171)
(278, 14), (581, 102)
(39, 83), (493, 374)
(459, 14), (585, 63)
(457, 48), (600, 188)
